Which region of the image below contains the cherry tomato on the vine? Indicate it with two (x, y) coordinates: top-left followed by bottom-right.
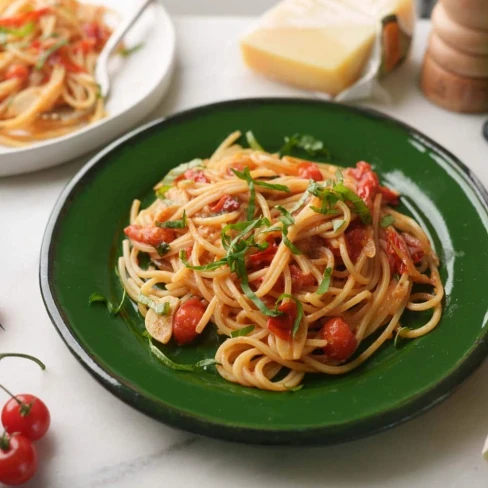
(0, 433), (38, 486)
(2, 394), (50, 442)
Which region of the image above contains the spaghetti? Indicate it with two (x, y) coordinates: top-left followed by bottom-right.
(0, 0), (114, 147)
(118, 131), (444, 392)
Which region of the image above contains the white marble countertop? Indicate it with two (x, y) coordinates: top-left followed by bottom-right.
(1, 16), (487, 488)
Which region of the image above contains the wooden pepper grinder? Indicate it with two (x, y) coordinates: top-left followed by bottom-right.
(421, 0), (488, 113)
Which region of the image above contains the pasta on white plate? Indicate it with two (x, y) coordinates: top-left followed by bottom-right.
(113, 131), (443, 392)
(0, 0), (130, 147)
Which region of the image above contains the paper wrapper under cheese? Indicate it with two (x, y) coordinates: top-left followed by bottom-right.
(240, 0), (415, 102)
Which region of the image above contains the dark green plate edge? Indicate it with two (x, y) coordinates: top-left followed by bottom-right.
(39, 98), (488, 445)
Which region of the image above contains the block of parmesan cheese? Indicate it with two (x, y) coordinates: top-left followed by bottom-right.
(240, 0), (414, 97)
(240, 0), (377, 96)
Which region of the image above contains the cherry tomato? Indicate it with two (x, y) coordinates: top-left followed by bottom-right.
(124, 225), (175, 248)
(267, 300), (297, 341)
(385, 227), (411, 275)
(173, 298), (206, 345)
(322, 317), (357, 362)
(345, 224), (368, 263)
(297, 162), (323, 181)
(82, 22), (111, 50)
(0, 8), (49, 28)
(247, 238), (278, 269)
(402, 233), (424, 264)
(290, 264), (315, 290)
(2, 395), (50, 442)
(210, 195), (240, 213)
(175, 169), (209, 184)
(5, 65), (29, 82)
(379, 185), (400, 205)
(72, 38), (97, 54)
(0, 433), (37, 486)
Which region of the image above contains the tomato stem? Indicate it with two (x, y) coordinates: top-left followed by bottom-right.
(0, 353), (46, 370)
(0, 384), (22, 405)
(0, 431), (9, 451)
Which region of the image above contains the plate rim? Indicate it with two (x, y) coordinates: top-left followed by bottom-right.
(0, 1), (176, 176)
(39, 97), (488, 445)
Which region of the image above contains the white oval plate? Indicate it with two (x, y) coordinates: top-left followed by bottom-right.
(0, 0), (175, 177)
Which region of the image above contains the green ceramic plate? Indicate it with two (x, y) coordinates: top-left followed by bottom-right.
(40, 99), (488, 445)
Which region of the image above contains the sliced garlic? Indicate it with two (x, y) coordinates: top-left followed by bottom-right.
(144, 296), (180, 344)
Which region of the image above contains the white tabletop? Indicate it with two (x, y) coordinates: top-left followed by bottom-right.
(1, 17), (487, 488)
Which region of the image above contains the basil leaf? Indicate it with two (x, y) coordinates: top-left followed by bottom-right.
(335, 169), (344, 183)
(317, 267), (332, 295)
(246, 131), (264, 151)
(333, 220), (345, 232)
(0, 22), (35, 37)
(333, 183), (371, 225)
(231, 325), (255, 337)
(155, 185), (172, 199)
(276, 294), (303, 338)
(155, 242), (171, 256)
(232, 167), (256, 220)
(162, 158), (203, 185)
(137, 294), (170, 315)
(119, 42), (144, 57)
(280, 134), (330, 158)
(149, 340), (219, 371)
(254, 180), (290, 193)
(290, 188), (311, 213)
(156, 210), (187, 229)
(275, 206), (301, 255)
(35, 39), (68, 70)
(179, 250), (228, 271)
(89, 288), (126, 315)
(380, 215), (396, 228)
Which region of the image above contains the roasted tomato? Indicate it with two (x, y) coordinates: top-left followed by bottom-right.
(322, 317), (357, 362)
(210, 195), (241, 213)
(124, 225), (176, 248)
(402, 233), (424, 264)
(267, 300), (297, 341)
(247, 238), (279, 269)
(173, 298), (206, 345)
(5, 64), (29, 82)
(297, 162), (323, 181)
(175, 169), (209, 183)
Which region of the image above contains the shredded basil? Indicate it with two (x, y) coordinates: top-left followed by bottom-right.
(231, 325), (255, 337)
(155, 185), (172, 199)
(246, 131), (264, 151)
(275, 294), (303, 338)
(35, 39), (68, 70)
(137, 294), (170, 315)
(155, 242), (171, 256)
(0, 22), (35, 37)
(280, 134), (330, 158)
(317, 267), (332, 296)
(148, 340), (219, 371)
(89, 289), (126, 315)
(380, 215), (396, 228)
(275, 206), (301, 255)
(119, 43), (144, 57)
(333, 220), (345, 232)
(254, 180), (290, 192)
(156, 210), (187, 229)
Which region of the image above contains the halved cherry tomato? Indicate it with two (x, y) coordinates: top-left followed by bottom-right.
(247, 238), (278, 269)
(2, 395), (50, 442)
(173, 298), (206, 345)
(124, 225), (176, 248)
(322, 317), (357, 361)
(0, 433), (37, 486)
(267, 300), (297, 341)
(297, 162), (323, 181)
(175, 169), (209, 184)
(72, 38), (97, 54)
(345, 224), (368, 263)
(385, 227), (412, 274)
(5, 65), (29, 82)
(345, 161), (399, 206)
(210, 195), (240, 213)
(0, 8), (50, 28)
(402, 233), (424, 264)
(82, 22), (111, 49)
(268, 264), (316, 293)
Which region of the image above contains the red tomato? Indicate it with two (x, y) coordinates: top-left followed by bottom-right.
(124, 225), (176, 248)
(209, 195), (241, 213)
(247, 239), (278, 269)
(402, 232), (424, 264)
(72, 38), (97, 54)
(59, 48), (85, 73)
(290, 264), (315, 290)
(227, 163), (246, 176)
(297, 162), (323, 181)
(345, 161), (399, 206)
(267, 300), (297, 341)
(345, 224), (368, 263)
(385, 227), (413, 274)
(322, 317), (357, 362)
(175, 169), (209, 184)
(5, 65), (29, 82)
(82, 22), (111, 49)
(184, 246), (193, 258)
(173, 298), (206, 345)
(0, 8), (49, 28)
(0, 434), (37, 486)
(2, 395), (50, 442)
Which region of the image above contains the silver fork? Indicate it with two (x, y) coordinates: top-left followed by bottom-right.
(95, 0), (154, 100)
